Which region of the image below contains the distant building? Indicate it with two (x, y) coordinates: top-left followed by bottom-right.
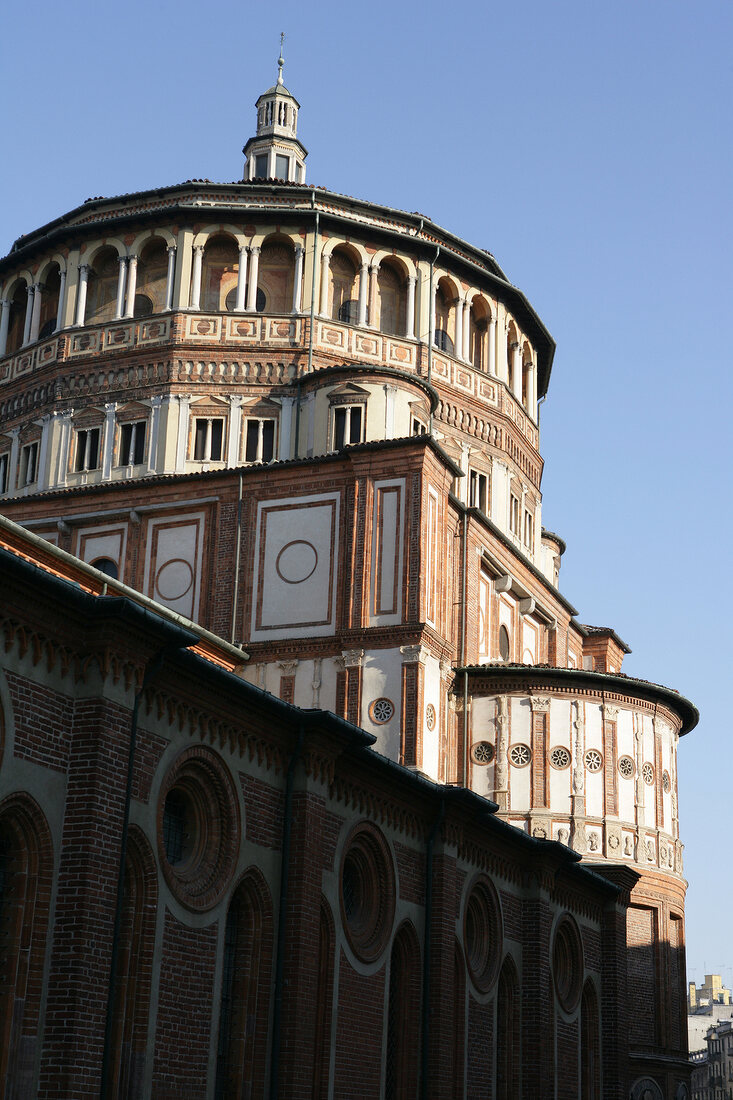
(691, 975), (733, 1010)
(690, 1018), (733, 1100)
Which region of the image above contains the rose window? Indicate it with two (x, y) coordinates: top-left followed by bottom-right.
(618, 755), (635, 779)
(642, 762), (654, 786)
(471, 741), (495, 765)
(549, 746), (571, 770)
(369, 698), (394, 724)
(509, 744), (532, 768)
(662, 770), (671, 793)
(584, 749), (603, 773)
(425, 703), (436, 731)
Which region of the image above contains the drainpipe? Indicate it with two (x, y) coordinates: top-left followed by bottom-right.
(461, 508), (469, 787)
(100, 644), (184, 1097)
(421, 795), (445, 1100)
(294, 196), (319, 459)
(230, 471), (243, 644)
(427, 246), (439, 433)
(269, 723), (305, 1100)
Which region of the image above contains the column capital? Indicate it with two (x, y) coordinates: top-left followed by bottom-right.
(193, 244), (204, 255)
(294, 242), (304, 254)
(118, 254), (128, 265)
(238, 243), (249, 255)
(407, 274), (417, 285)
(127, 253), (138, 264)
(320, 251), (331, 266)
(249, 246), (261, 257)
(104, 401), (117, 414)
(78, 263), (91, 274)
(340, 648), (364, 669)
(149, 395), (163, 408)
(278, 659), (299, 676)
(166, 244), (177, 254)
(399, 644), (427, 665)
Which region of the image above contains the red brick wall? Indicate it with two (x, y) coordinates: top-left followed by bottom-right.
(334, 953), (385, 1097)
(152, 911), (218, 1098)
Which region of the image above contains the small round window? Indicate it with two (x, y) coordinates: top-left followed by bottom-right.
(463, 876), (503, 993)
(158, 747), (240, 911)
(549, 746), (571, 770)
(509, 743), (531, 768)
(642, 762), (654, 786)
(471, 741), (495, 765)
(584, 749), (603, 773)
(618, 755), (635, 779)
(499, 625), (511, 662)
(552, 915), (584, 1013)
(369, 698), (394, 724)
(425, 703), (436, 731)
(340, 823), (395, 963)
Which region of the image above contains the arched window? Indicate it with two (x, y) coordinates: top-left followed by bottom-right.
(377, 260), (406, 336)
(258, 239), (295, 313)
(384, 923), (420, 1100)
(469, 297), (490, 372)
(6, 282), (29, 356)
(496, 957), (520, 1100)
(135, 240), (168, 315)
(103, 828), (157, 1098)
(521, 345), (533, 411)
(506, 323), (519, 393)
(0, 794), (53, 1094)
(434, 279), (456, 354)
(38, 264), (62, 340)
(330, 248), (358, 323)
(90, 557), (119, 580)
(201, 236), (239, 313)
(214, 872), (273, 1100)
(580, 979), (600, 1100)
(312, 900), (335, 1095)
(453, 941), (466, 1100)
(86, 247), (120, 326)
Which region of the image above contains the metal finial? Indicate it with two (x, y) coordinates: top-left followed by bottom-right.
(277, 32), (285, 85)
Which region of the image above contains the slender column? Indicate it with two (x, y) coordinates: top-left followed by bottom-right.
(279, 396), (295, 459)
(462, 297), (471, 362)
(292, 245), (304, 312)
(235, 246), (249, 312)
(164, 246), (176, 312)
(7, 428), (21, 495)
(357, 262), (369, 326)
(101, 402), (117, 480)
(22, 286), (35, 345)
(405, 276), (416, 339)
(0, 299), (10, 357)
(75, 265), (90, 326)
(29, 283), (43, 343)
(36, 415), (52, 491)
(318, 251), (330, 318)
(147, 396), (163, 474)
(115, 257), (127, 319)
(454, 298), (464, 360)
(124, 256), (138, 319)
(527, 361), (537, 421)
(384, 384), (397, 438)
(227, 396), (244, 467)
(305, 392), (316, 456)
(368, 264), (378, 327)
(190, 245), (204, 310)
(245, 247), (260, 312)
(512, 342), (522, 401)
(53, 412), (74, 487)
(488, 316), (497, 376)
(175, 396), (191, 471)
(55, 270), (67, 332)
(430, 282), (436, 345)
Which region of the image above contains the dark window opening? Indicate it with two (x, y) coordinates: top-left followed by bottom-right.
(338, 299), (359, 324)
(433, 328), (454, 354)
(120, 421), (146, 466)
(75, 428), (101, 473)
(90, 557), (119, 580)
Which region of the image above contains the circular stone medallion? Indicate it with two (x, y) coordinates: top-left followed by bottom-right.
(275, 540), (318, 584)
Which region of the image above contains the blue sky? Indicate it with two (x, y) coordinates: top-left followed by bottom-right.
(2, 0), (731, 982)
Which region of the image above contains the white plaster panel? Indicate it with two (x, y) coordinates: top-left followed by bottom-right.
(616, 709), (636, 823)
(76, 523), (127, 577)
(369, 478), (405, 626)
(508, 696), (531, 811)
(522, 618), (537, 664)
(360, 648), (402, 761)
(477, 569), (491, 661)
(421, 653), (441, 781)
(251, 492), (339, 640)
(143, 512), (205, 620)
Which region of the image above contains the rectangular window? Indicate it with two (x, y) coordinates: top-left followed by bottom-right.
(469, 470), (488, 514)
(274, 154), (290, 180)
(523, 509), (534, 548)
(119, 421), (147, 466)
(0, 453), (8, 494)
(193, 417), (224, 461)
(245, 418), (276, 463)
(75, 428), (101, 472)
(20, 442), (38, 486)
(509, 493), (520, 535)
(411, 417), (427, 436)
(333, 405), (363, 450)
(254, 154), (268, 178)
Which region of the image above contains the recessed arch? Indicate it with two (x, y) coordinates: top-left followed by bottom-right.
(257, 235), (295, 313)
(384, 921), (420, 1100)
(84, 245), (121, 325)
(135, 238), (169, 316)
(4, 278), (30, 355)
(434, 275), (458, 353)
(129, 227), (176, 256)
(201, 234), (240, 313)
(329, 245), (359, 324)
(580, 978), (600, 1099)
(191, 224), (248, 250)
(496, 955), (520, 1100)
(377, 257), (407, 336)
